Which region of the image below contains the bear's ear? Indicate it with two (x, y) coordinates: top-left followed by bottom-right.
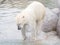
(22, 16), (25, 18)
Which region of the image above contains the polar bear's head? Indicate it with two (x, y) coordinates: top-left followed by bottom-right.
(16, 13), (28, 30)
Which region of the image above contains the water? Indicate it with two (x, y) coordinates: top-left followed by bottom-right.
(0, 8), (24, 45)
(0, 0), (59, 45)
(0, 8), (44, 45)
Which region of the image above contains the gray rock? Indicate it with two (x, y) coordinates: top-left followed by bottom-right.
(41, 7), (58, 32)
(57, 0), (60, 8)
(51, 8), (60, 15)
(56, 14), (60, 37)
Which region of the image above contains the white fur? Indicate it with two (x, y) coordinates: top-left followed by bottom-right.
(16, 1), (45, 40)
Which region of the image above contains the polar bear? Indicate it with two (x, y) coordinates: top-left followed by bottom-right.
(16, 1), (45, 40)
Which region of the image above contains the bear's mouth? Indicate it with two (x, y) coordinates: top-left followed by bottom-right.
(18, 25), (21, 30)
(17, 24), (21, 30)
(17, 24), (28, 30)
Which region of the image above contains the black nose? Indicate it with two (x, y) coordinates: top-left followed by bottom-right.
(18, 26), (21, 30)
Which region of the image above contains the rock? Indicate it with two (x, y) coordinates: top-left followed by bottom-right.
(41, 7), (58, 32)
(56, 15), (60, 37)
(51, 8), (60, 15)
(56, 0), (60, 38)
(57, 0), (60, 8)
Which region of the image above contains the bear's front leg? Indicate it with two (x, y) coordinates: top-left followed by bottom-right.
(22, 27), (27, 40)
(29, 21), (37, 41)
